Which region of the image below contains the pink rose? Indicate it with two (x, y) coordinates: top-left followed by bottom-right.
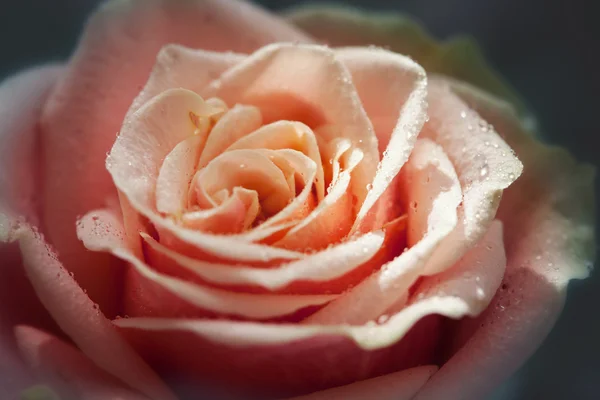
(1, 1), (594, 399)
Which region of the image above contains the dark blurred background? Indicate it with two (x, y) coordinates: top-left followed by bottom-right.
(1, 0), (597, 399)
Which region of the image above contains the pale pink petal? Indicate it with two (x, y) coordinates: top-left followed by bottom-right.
(194, 149), (293, 217)
(129, 45), (244, 116)
(115, 315), (439, 397)
(305, 139), (461, 325)
(77, 211), (337, 320)
(414, 81), (595, 400)
(114, 223), (506, 368)
(417, 77), (523, 275)
(13, 225), (175, 400)
(198, 104), (263, 168)
(142, 230), (384, 293)
(225, 120), (325, 201)
(181, 187), (259, 234)
(39, 0), (311, 309)
(202, 43), (380, 209)
(15, 326), (148, 400)
(110, 88), (303, 262)
(274, 146), (363, 251)
(288, 365), (438, 400)
(337, 47), (427, 233)
(0, 65), (62, 231)
(155, 135), (205, 216)
(0, 66), (64, 398)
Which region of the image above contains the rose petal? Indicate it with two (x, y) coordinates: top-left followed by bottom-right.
(13, 224), (175, 400)
(285, 5), (529, 118)
(414, 81), (595, 399)
(77, 211), (338, 320)
(202, 43), (380, 210)
(114, 224), (505, 397)
(110, 88), (304, 262)
(225, 120), (325, 201)
(0, 66), (65, 398)
(129, 44), (244, 116)
(305, 139), (462, 324)
(15, 326), (147, 400)
(196, 105), (262, 168)
(274, 146), (363, 251)
(288, 365), (438, 400)
(338, 47), (428, 233)
(114, 220), (505, 374)
(155, 135), (205, 216)
(141, 229), (384, 293)
(181, 187), (259, 234)
(39, 0), (312, 309)
(416, 77), (523, 275)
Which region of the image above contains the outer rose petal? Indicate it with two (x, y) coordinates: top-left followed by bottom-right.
(285, 5), (530, 119)
(113, 223), (505, 396)
(39, 0), (312, 310)
(0, 65), (64, 398)
(288, 365), (438, 400)
(15, 326), (147, 400)
(415, 81), (596, 399)
(12, 225), (175, 400)
(77, 210), (338, 320)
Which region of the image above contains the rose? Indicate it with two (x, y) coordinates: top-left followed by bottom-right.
(0, 1), (594, 399)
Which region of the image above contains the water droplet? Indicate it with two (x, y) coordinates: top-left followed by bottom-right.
(467, 124), (474, 131)
(535, 255), (542, 260)
(460, 111), (467, 119)
(476, 287), (485, 299)
(508, 173), (516, 180)
(377, 314), (390, 324)
(366, 183), (373, 191)
(239, 163), (246, 169)
(480, 165), (489, 178)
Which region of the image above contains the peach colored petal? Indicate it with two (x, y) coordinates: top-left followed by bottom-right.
(285, 6), (529, 118)
(155, 135), (205, 216)
(0, 66), (65, 399)
(129, 44), (244, 116)
(339, 47), (428, 233)
(305, 139), (461, 325)
(197, 104), (263, 168)
(39, 0), (312, 311)
(0, 66), (62, 232)
(195, 149), (293, 216)
(288, 365), (438, 400)
(112, 223), (501, 395)
(414, 81), (595, 400)
(13, 224), (175, 400)
(181, 187), (259, 234)
(115, 221), (505, 349)
(116, 315), (438, 397)
(15, 326), (148, 400)
(110, 88), (304, 262)
(416, 77), (523, 276)
(202, 43), (380, 209)
(141, 230), (383, 292)
(274, 146), (363, 251)
(77, 211), (337, 320)
(225, 120), (325, 201)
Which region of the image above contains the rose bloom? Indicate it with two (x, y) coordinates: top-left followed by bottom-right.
(0, 1), (595, 399)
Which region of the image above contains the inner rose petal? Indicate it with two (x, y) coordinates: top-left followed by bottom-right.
(305, 139), (462, 325)
(201, 43), (380, 212)
(193, 149), (293, 217)
(224, 120), (325, 201)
